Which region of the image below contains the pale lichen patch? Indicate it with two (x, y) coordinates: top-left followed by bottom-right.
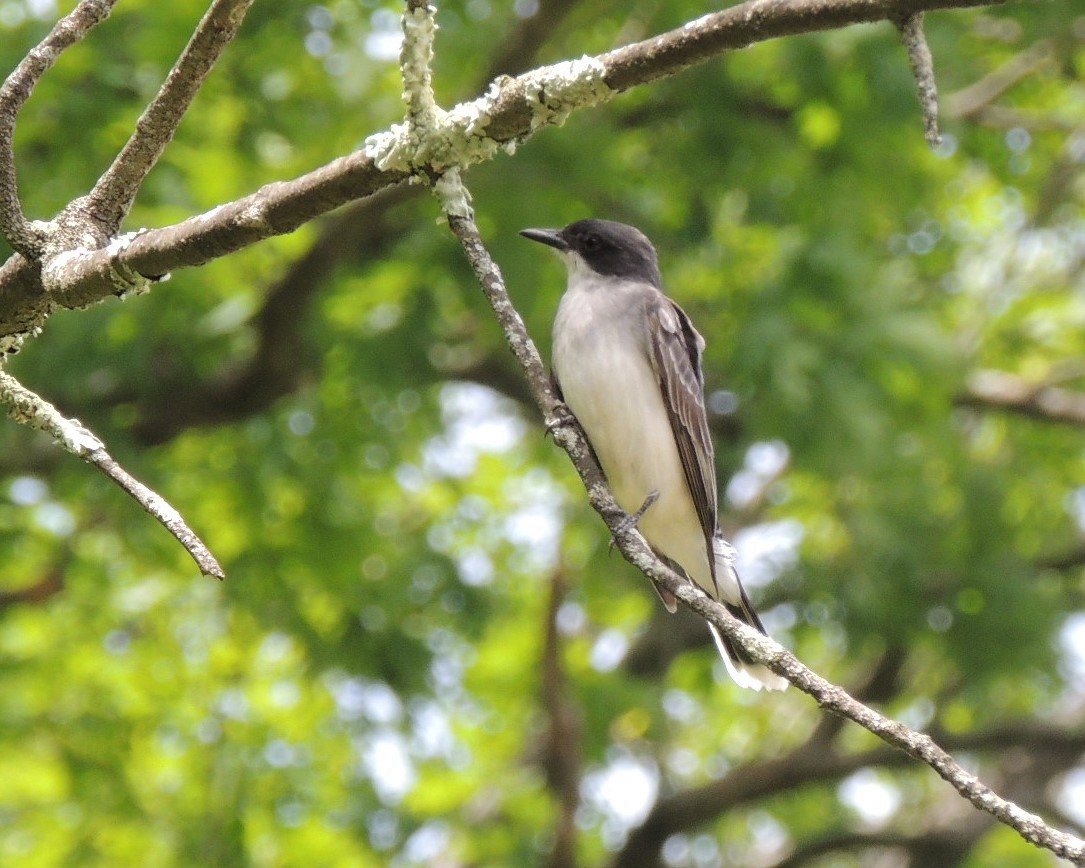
(364, 45), (613, 181)
(522, 55), (615, 130)
(434, 168), (473, 219)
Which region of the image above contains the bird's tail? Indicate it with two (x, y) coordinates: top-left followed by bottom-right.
(710, 536), (788, 692)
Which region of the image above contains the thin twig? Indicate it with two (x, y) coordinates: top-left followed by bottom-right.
(441, 193), (1085, 865)
(896, 12), (941, 148)
(0, 369), (224, 579)
(0, 0), (119, 254)
(85, 0), (255, 231)
(87, 450), (224, 579)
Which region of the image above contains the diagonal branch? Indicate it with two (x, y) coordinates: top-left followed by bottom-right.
(440, 187), (1085, 865)
(1, 0), (1006, 339)
(946, 39), (1054, 120)
(0, 369), (224, 579)
(0, 0), (119, 254)
(0, 562), (65, 610)
(84, 0), (256, 232)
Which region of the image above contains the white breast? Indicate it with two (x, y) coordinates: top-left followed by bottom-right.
(552, 275), (713, 593)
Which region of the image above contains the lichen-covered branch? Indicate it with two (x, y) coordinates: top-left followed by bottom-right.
(896, 12), (941, 148)
(0, 0), (119, 255)
(400, 1), (441, 138)
(84, 0), (255, 231)
(0, 369), (224, 580)
(442, 195), (1085, 866)
(0, 0), (1005, 339)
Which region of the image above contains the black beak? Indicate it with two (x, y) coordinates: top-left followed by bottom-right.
(519, 227), (568, 252)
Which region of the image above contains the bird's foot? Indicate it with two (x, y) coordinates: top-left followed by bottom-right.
(543, 403), (576, 440)
(609, 489), (659, 553)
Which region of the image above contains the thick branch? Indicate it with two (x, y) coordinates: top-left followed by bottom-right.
(540, 570), (582, 868)
(0, 369), (224, 579)
(443, 197), (1085, 865)
(34, 154), (412, 314)
(614, 719), (1085, 867)
(85, 0), (255, 231)
(0, 0), (1004, 337)
(766, 827), (987, 868)
(959, 369), (1085, 427)
(0, 0), (119, 254)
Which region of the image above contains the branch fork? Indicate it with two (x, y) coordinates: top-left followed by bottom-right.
(0, 0), (251, 577)
(41, 229), (167, 300)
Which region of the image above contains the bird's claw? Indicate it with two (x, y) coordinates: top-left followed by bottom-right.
(544, 403), (576, 439)
(609, 489), (660, 553)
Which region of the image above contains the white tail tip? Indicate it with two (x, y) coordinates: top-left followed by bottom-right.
(709, 624), (789, 691)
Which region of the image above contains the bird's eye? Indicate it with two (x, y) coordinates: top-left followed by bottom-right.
(582, 234), (602, 251)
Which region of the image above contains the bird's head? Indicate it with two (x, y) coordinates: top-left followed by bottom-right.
(520, 218), (662, 288)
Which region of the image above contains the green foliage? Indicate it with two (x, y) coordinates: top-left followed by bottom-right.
(0, 0), (1083, 865)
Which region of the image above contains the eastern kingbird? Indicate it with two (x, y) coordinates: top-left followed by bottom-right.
(521, 218), (787, 691)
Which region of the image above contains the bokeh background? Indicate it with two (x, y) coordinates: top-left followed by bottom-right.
(1, 0), (1084, 865)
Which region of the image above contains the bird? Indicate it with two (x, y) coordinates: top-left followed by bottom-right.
(521, 218), (787, 691)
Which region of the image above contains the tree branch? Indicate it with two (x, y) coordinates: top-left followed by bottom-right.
(945, 39), (1054, 120)
(0, 0), (1005, 340)
(83, 0), (255, 231)
(613, 716), (1085, 867)
(766, 824), (994, 868)
(441, 193), (1085, 865)
(0, 0), (586, 443)
(539, 570), (582, 868)
(0, 369), (224, 579)
(0, 562), (64, 610)
(0, 0), (119, 255)
(959, 369), (1085, 427)
(896, 12), (941, 148)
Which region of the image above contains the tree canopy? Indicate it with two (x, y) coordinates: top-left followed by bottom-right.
(0, 0), (1083, 866)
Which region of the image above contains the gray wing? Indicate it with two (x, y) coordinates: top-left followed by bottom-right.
(645, 292), (720, 581)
